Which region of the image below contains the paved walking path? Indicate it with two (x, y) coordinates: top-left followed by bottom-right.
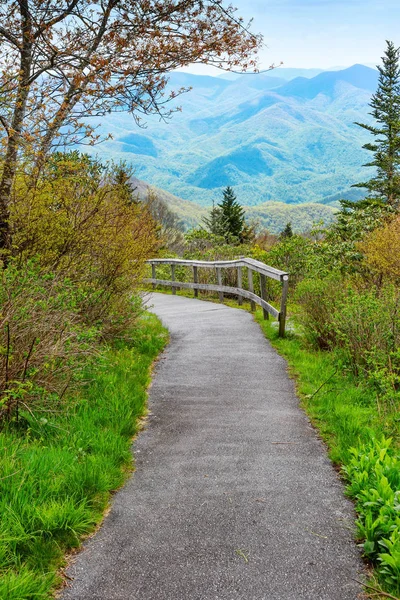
(62, 294), (365, 600)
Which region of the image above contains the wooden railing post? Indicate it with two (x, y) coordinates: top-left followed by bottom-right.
(247, 268), (255, 311)
(193, 266), (198, 298)
(171, 264), (176, 295)
(259, 274), (269, 320)
(237, 266), (243, 305)
(151, 263), (156, 290)
(216, 267), (223, 302)
(279, 275), (289, 337)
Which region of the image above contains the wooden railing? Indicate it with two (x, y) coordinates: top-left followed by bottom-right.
(145, 258), (289, 337)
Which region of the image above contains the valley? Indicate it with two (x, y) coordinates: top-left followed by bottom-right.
(92, 64), (378, 231)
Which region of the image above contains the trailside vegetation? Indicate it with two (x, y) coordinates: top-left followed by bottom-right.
(0, 313), (168, 599)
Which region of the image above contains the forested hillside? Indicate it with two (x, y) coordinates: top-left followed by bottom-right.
(93, 65), (378, 208)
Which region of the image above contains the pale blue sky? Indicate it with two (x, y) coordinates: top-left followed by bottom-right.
(184, 0), (400, 74)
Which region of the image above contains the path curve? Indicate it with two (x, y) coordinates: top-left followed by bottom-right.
(62, 293), (365, 600)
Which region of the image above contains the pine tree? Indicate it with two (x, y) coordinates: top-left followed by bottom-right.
(202, 201), (224, 236)
(112, 163), (138, 204)
(218, 186), (246, 240)
(280, 222), (293, 239)
(353, 41), (400, 209)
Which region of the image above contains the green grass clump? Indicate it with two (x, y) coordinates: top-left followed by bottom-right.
(0, 312), (168, 600)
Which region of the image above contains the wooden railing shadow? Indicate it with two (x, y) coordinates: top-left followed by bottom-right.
(145, 258), (289, 337)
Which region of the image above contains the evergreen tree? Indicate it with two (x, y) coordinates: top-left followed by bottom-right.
(353, 41), (400, 209)
(280, 222), (293, 239)
(111, 163), (138, 204)
(218, 186), (246, 240)
(202, 201), (224, 236)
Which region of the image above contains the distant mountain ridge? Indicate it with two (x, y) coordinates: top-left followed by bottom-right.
(132, 174), (336, 234)
(92, 64), (378, 208)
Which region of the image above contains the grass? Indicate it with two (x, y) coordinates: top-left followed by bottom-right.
(254, 313), (398, 461)
(0, 312), (168, 600)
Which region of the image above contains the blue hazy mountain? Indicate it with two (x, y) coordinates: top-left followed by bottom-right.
(276, 64), (378, 99)
(218, 67), (326, 81)
(92, 65), (378, 208)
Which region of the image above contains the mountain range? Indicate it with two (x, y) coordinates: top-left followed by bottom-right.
(91, 64), (379, 231)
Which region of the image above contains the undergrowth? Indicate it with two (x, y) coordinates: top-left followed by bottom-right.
(0, 312), (168, 600)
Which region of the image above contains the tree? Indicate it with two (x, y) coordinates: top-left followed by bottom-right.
(202, 201), (224, 236)
(144, 189), (185, 253)
(218, 186), (246, 241)
(359, 215), (400, 282)
(353, 41), (400, 209)
(0, 1), (262, 254)
(280, 222), (293, 239)
(111, 162), (138, 204)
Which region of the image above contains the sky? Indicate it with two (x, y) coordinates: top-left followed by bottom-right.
(182, 0), (400, 75)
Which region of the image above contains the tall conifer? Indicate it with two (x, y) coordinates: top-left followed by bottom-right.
(354, 41), (400, 209)
(219, 186), (246, 240)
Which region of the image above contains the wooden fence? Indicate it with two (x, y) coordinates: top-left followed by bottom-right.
(145, 258), (289, 337)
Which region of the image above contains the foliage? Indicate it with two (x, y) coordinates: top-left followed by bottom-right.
(184, 228), (229, 254)
(0, 313), (168, 599)
(0, 151), (161, 423)
(202, 186), (249, 243)
(294, 276), (345, 350)
(0, 0), (261, 253)
(354, 41), (400, 208)
(0, 260), (99, 423)
(344, 437), (400, 595)
(296, 276), (400, 404)
(218, 186), (246, 241)
(359, 215), (400, 282)
(317, 199), (392, 275)
(10, 152), (159, 336)
(280, 222), (293, 239)
(144, 188), (185, 253)
(261, 234), (318, 286)
(332, 286), (400, 382)
(202, 202), (225, 237)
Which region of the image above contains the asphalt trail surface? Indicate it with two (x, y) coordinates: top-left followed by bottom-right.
(62, 293), (365, 600)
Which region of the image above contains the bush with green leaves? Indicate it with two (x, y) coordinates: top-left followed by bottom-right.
(332, 285), (400, 379)
(294, 276), (346, 350)
(344, 437), (400, 595)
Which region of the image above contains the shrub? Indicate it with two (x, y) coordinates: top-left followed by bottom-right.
(359, 215), (400, 283)
(294, 276), (345, 349)
(332, 286), (400, 382)
(10, 152), (159, 336)
(0, 260), (99, 422)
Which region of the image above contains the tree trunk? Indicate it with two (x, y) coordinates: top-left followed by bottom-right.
(0, 6), (32, 256)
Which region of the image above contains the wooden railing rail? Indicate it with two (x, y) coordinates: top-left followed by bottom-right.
(145, 257), (289, 337)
